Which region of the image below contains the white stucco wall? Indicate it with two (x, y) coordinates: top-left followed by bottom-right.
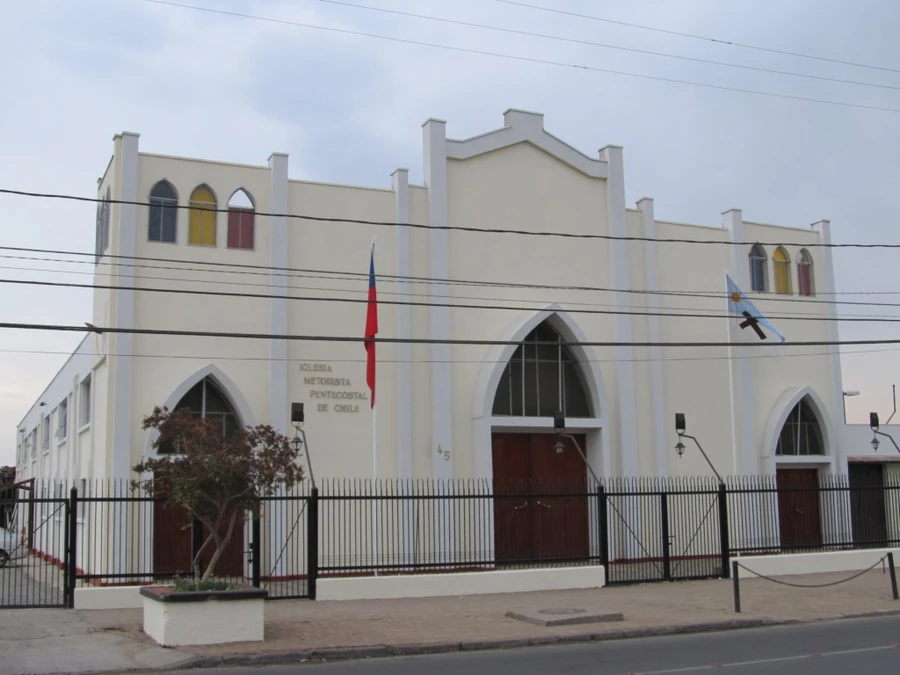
(17, 108), (850, 490)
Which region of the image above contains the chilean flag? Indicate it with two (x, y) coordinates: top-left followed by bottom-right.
(364, 245), (378, 408)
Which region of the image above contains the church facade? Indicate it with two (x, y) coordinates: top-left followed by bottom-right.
(14, 110), (892, 579)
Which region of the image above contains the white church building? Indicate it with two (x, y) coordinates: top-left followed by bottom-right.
(13, 109), (895, 581)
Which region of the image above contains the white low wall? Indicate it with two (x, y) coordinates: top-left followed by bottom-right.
(74, 587), (143, 610)
(316, 565), (606, 602)
(732, 548), (900, 578)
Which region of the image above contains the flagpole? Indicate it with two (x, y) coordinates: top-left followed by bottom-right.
(369, 236), (379, 576)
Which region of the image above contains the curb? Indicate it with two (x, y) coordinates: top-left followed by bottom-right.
(177, 618), (780, 670)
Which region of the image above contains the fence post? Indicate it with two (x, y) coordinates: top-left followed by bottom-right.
(718, 482), (731, 579)
(598, 484), (609, 569)
(67, 485), (78, 609)
(732, 560), (741, 613)
(251, 511), (261, 588)
(307, 487), (319, 600)
(660, 491), (671, 581)
(888, 552), (898, 601)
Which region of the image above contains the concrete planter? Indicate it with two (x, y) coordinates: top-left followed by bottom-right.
(140, 585), (267, 647)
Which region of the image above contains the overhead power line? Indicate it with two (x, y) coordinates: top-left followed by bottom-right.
(8, 275), (900, 325)
(3, 320), (900, 349)
(5, 275), (899, 325)
(497, 0), (900, 75)
(139, 0), (900, 114)
(14, 257), (899, 320)
(2, 344), (897, 366)
(3, 188), (898, 249)
(319, 0), (900, 92)
(7, 244), (900, 312)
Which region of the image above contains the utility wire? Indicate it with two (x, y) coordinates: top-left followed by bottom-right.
(497, 0), (900, 76)
(7, 275), (900, 325)
(7, 244), (900, 312)
(13, 258), (897, 320)
(3, 320), (900, 349)
(0, 344), (895, 367)
(319, 0), (900, 92)
(2, 188), (897, 249)
(139, 0), (900, 114)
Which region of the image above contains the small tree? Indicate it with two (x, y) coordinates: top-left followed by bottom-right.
(133, 406), (304, 582)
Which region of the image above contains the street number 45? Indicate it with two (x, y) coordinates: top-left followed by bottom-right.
(437, 445), (450, 461)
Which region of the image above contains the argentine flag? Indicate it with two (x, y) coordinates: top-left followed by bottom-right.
(726, 275), (786, 344)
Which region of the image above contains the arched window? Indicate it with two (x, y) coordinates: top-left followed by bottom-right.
(776, 398), (824, 456)
(148, 180), (178, 243)
(158, 377), (240, 454)
(773, 246), (791, 295)
(95, 186), (111, 260)
(492, 320), (592, 418)
(188, 185), (217, 246)
(227, 189), (255, 250)
(749, 244), (768, 292)
(797, 249), (814, 296)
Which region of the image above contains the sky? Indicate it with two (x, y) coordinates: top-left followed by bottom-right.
(1, 0), (899, 467)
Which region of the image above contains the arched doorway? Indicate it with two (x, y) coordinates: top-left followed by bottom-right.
(490, 320), (594, 563)
(774, 397), (826, 549)
(153, 376), (246, 578)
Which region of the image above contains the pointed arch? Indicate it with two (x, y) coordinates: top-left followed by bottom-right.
(773, 246), (791, 295)
(228, 188), (254, 209)
(749, 243), (768, 292)
(473, 305), (607, 422)
(763, 386), (834, 460)
(142, 364), (256, 457)
(227, 188), (255, 250)
(491, 320), (592, 418)
(148, 179), (178, 243)
(188, 184), (217, 246)
(798, 248), (815, 296)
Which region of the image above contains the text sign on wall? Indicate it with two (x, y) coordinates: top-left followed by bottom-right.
(299, 362), (368, 414)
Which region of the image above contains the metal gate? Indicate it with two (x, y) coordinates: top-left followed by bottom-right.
(0, 490), (70, 608)
(605, 483), (729, 585)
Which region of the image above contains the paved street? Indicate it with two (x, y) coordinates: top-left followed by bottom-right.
(159, 615), (900, 675)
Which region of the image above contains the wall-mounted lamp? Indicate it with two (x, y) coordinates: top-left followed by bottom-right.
(290, 402), (316, 488)
(674, 413), (724, 485)
(553, 411), (600, 483)
(870, 411), (900, 454)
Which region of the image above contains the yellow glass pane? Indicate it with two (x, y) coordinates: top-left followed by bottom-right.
(190, 185), (215, 204)
(774, 261), (790, 294)
(189, 206), (216, 245)
(188, 185), (217, 246)
(773, 247), (787, 263)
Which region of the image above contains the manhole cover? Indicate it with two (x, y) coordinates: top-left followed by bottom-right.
(537, 607), (586, 616)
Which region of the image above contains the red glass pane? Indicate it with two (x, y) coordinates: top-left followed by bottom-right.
(798, 264), (811, 296)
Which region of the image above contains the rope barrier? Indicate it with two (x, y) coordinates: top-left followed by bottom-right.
(737, 555), (887, 589)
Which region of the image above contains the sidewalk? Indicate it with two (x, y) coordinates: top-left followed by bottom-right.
(5, 568), (900, 675)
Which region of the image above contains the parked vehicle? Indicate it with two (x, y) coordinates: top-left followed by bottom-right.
(0, 526), (24, 567)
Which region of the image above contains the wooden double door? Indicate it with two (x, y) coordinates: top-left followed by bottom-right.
(491, 433), (590, 564)
(776, 468), (823, 549)
(152, 474), (246, 579)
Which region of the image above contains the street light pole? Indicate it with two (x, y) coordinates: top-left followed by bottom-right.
(870, 412), (900, 455)
(675, 413), (725, 486)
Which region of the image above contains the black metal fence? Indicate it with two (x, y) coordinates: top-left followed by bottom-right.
(3, 472), (900, 608)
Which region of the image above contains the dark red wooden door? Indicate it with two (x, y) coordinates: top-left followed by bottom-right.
(152, 473), (193, 577)
(492, 434), (533, 563)
(492, 433), (589, 563)
(153, 473), (245, 579)
(529, 434), (589, 561)
(776, 468), (823, 549)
